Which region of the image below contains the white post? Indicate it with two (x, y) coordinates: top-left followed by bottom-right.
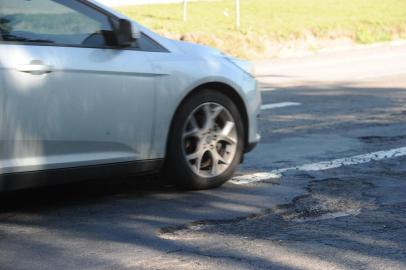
(236, 0), (240, 29)
(183, 0), (188, 22)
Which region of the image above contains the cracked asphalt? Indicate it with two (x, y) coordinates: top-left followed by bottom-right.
(1, 45), (406, 270)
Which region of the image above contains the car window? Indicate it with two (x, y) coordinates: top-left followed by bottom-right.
(0, 0), (114, 46)
(136, 33), (168, 52)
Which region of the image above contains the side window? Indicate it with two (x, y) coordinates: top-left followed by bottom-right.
(136, 33), (168, 53)
(0, 0), (114, 46)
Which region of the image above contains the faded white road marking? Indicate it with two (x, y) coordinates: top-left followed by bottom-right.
(231, 172), (281, 185)
(261, 102), (301, 110)
(231, 146), (406, 185)
(260, 87), (277, 92)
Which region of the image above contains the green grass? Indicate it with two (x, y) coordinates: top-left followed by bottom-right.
(118, 0), (406, 59)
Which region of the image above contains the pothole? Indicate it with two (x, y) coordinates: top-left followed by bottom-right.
(274, 178), (376, 222)
(291, 208), (362, 223)
(158, 209), (273, 239)
(159, 178), (377, 239)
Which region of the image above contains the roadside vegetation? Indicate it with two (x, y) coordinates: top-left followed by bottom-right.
(119, 0), (406, 59)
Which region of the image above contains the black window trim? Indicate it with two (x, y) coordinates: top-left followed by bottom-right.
(0, 0), (169, 53)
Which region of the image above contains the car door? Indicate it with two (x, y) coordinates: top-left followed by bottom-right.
(0, 0), (157, 174)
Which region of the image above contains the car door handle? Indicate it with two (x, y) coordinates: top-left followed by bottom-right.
(16, 60), (54, 75)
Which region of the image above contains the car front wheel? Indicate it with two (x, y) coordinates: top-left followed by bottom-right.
(165, 89), (244, 190)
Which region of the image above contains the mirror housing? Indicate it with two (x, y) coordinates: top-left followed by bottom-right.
(131, 23), (142, 40)
(114, 19), (137, 47)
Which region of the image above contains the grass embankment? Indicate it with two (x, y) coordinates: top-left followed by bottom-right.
(119, 0), (406, 59)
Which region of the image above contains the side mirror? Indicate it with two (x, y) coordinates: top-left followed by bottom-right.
(131, 23), (141, 40)
(114, 19), (137, 47)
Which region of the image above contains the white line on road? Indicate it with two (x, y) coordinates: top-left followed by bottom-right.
(261, 102), (302, 110)
(231, 146), (406, 185)
(260, 88), (277, 92)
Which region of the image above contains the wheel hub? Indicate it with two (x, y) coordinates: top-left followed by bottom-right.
(205, 134), (215, 144)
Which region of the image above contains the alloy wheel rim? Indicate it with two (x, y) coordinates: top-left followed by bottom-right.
(182, 102), (238, 178)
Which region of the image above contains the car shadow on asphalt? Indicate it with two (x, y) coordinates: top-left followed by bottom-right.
(0, 174), (175, 213)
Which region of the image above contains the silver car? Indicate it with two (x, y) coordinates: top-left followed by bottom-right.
(0, 0), (261, 191)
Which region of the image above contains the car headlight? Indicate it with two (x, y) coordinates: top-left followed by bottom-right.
(223, 55), (254, 77)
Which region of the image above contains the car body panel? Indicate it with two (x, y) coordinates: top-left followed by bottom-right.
(0, 44), (158, 174)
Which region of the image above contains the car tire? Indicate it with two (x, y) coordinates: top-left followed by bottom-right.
(165, 89), (245, 190)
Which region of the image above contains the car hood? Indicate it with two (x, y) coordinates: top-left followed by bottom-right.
(171, 39), (223, 58)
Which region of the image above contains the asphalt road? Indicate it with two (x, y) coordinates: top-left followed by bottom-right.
(1, 44), (406, 270)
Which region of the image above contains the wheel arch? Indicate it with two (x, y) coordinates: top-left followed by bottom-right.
(166, 82), (249, 155)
